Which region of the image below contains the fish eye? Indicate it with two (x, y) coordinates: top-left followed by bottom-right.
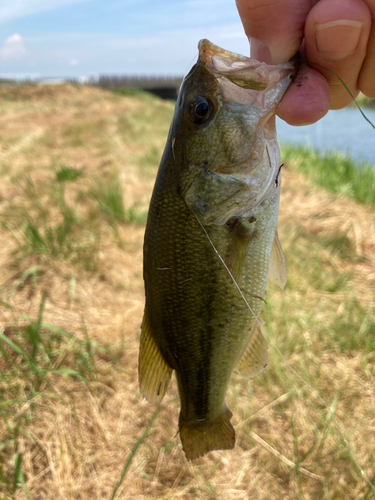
(189, 96), (214, 125)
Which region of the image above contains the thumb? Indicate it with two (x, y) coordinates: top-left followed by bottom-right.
(236, 0), (312, 63)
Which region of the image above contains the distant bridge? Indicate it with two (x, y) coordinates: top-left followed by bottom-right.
(93, 75), (183, 100)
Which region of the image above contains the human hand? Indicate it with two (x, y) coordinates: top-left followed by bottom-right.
(236, 0), (374, 125)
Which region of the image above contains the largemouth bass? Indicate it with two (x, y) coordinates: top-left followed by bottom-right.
(139, 39), (296, 460)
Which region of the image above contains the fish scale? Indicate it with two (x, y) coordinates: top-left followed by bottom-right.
(138, 39), (296, 459)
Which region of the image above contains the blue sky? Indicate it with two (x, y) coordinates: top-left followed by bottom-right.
(0, 0), (250, 78)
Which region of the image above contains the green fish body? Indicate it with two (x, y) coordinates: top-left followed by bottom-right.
(139, 40), (296, 459)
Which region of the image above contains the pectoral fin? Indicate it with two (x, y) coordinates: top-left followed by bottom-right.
(268, 230), (287, 290)
(236, 322), (268, 379)
(138, 310), (173, 403)
(225, 217), (256, 282)
(182, 165), (247, 225)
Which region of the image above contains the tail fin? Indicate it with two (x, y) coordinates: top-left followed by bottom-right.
(179, 407), (235, 460)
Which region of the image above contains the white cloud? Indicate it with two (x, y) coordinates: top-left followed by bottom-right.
(0, 33), (26, 60)
(70, 58), (79, 66)
(0, 0), (90, 24)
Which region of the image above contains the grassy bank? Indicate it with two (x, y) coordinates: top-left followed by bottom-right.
(0, 85), (374, 499)
(281, 143), (375, 209)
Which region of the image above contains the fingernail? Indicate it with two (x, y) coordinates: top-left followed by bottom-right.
(315, 20), (363, 61)
(249, 37), (272, 64)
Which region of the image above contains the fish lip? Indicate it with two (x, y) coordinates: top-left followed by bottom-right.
(198, 38), (297, 91)
(198, 39), (251, 64)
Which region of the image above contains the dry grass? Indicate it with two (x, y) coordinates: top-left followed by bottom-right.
(0, 84), (374, 499)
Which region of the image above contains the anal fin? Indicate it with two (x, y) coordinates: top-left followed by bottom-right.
(138, 310), (173, 403)
(236, 322), (268, 380)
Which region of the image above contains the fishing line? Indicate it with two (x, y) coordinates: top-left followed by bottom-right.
(193, 210), (375, 492)
(304, 62), (375, 131)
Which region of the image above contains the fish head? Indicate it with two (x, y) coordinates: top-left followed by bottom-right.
(172, 39), (296, 169)
(170, 40), (297, 223)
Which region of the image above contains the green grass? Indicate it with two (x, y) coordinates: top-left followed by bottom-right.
(110, 406), (161, 500)
(9, 169), (98, 268)
(5, 164), (146, 269)
(89, 172), (148, 226)
(264, 223), (375, 357)
(0, 292), (108, 498)
(281, 143), (375, 209)
(328, 298), (375, 353)
(55, 165), (84, 183)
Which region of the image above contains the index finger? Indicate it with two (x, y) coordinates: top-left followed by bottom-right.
(235, 0), (315, 63)
(358, 0), (375, 96)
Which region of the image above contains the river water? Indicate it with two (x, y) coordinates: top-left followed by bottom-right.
(276, 107), (375, 167)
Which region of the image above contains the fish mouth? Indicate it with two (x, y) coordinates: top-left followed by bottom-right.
(198, 39), (296, 91)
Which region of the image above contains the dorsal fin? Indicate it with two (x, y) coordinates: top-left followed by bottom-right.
(235, 322), (268, 379)
(138, 309), (173, 403)
(269, 230), (287, 290)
